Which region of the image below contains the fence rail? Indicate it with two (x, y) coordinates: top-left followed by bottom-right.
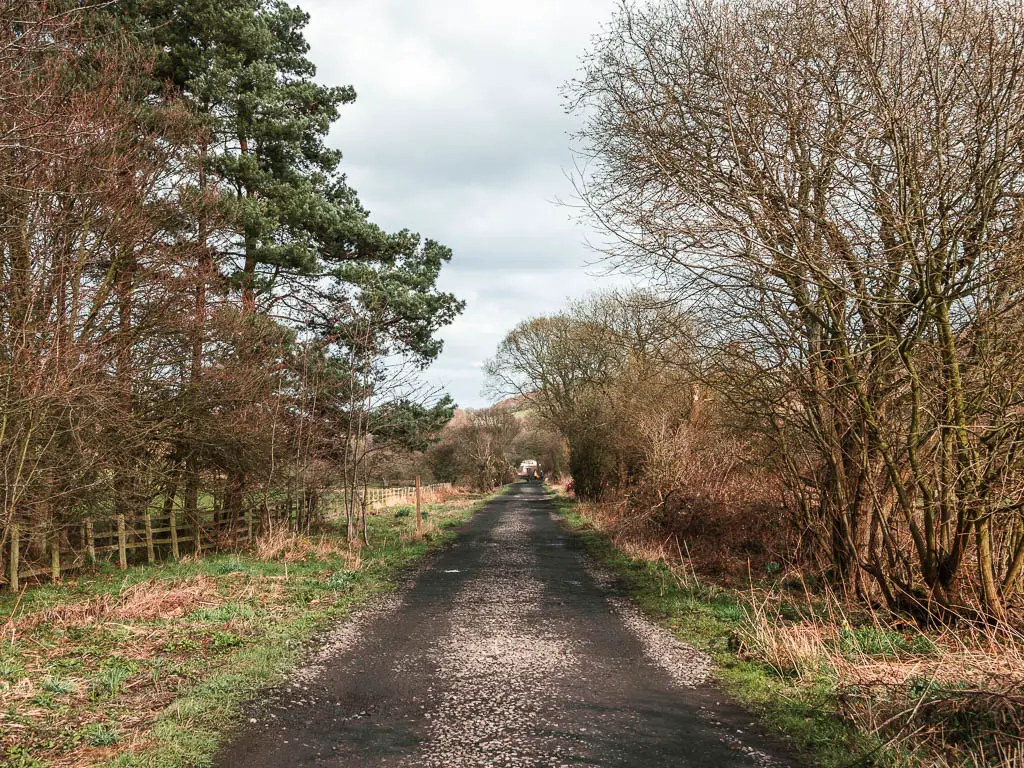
(2, 508), (256, 593)
(356, 482), (453, 511)
(1, 482), (456, 592)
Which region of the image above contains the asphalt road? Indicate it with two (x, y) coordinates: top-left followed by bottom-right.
(215, 483), (797, 767)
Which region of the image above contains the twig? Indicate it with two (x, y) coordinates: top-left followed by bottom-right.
(2, 585), (27, 633)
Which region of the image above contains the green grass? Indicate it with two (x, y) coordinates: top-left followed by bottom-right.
(91, 659), (138, 699)
(0, 491), (493, 768)
(551, 495), (906, 768)
(82, 723), (122, 747)
(832, 625), (937, 659)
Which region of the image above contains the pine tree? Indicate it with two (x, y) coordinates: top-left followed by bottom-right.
(111, 0), (357, 308)
(100, 0), (464, 536)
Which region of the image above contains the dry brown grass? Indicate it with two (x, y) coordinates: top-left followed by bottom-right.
(14, 575), (230, 630)
(3, 626), (195, 766)
(1, 570), (290, 768)
(737, 588), (1024, 766)
(568, 494), (1024, 767)
(366, 484), (467, 511)
(423, 485), (466, 505)
(254, 524), (361, 567)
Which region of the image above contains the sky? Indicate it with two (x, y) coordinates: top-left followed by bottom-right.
(300, 0), (622, 409)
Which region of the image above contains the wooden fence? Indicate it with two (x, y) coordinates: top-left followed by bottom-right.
(2, 506), (258, 593)
(358, 482), (453, 511)
(1, 482), (455, 592)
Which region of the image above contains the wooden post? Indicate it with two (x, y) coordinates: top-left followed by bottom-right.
(194, 513), (202, 556)
(117, 514), (127, 570)
(9, 523), (19, 593)
(246, 506), (253, 541)
(50, 532), (60, 582)
(144, 513), (155, 563)
(415, 476), (422, 533)
(86, 519), (96, 563)
(169, 507), (180, 560)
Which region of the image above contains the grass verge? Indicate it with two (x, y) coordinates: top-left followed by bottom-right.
(551, 494), (1024, 768)
(0, 491), (491, 768)
(551, 495), (869, 767)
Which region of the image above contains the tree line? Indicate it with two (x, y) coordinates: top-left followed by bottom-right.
(491, 0), (1024, 624)
(424, 405), (568, 491)
(0, 0), (462, 574)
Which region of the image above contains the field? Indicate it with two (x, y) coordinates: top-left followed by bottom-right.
(0, 492), (489, 768)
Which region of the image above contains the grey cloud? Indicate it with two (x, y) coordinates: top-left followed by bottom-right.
(301, 0), (620, 407)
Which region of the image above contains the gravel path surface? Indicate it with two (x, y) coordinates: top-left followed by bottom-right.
(215, 483), (799, 767)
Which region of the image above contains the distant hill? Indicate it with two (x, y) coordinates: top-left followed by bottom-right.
(447, 394), (535, 427)
(491, 394), (532, 416)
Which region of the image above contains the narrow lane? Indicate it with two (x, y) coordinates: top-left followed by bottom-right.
(216, 483), (796, 767)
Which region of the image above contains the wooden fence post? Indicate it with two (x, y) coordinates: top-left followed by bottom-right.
(9, 523), (19, 593)
(50, 533), (60, 582)
(169, 507), (180, 560)
(145, 513), (155, 563)
(86, 519), (96, 562)
(117, 514), (127, 570)
(415, 476), (422, 533)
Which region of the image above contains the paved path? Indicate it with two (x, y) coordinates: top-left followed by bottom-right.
(216, 483), (797, 767)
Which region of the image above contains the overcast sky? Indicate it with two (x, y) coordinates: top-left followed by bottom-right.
(300, 0), (621, 409)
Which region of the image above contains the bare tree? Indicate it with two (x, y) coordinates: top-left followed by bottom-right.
(486, 290), (697, 500)
(0, 2), (209, 565)
(437, 407), (522, 491)
(571, 0), (1024, 620)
